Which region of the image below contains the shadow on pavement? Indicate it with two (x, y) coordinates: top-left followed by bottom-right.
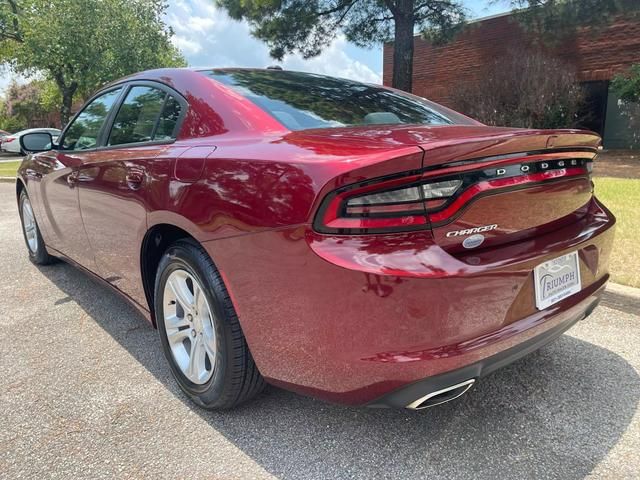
(40, 261), (640, 480)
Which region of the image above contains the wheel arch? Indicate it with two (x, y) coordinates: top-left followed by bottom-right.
(140, 223), (200, 326)
(16, 177), (25, 201)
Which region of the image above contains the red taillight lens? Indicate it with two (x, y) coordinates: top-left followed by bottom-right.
(4, 137), (15, 143)
(313, 156), (593, 235)
(314, 178), (463, 234)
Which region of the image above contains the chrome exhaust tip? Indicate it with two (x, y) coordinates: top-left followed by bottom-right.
(406, 379), (475, 410)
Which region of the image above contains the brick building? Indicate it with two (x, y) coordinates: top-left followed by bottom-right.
(383, 12), (640, 149)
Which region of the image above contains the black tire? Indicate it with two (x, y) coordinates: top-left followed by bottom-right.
(18, 190), (55, 265)
(154, 239), (265, 409)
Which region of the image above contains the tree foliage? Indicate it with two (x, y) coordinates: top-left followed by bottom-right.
(0, 0), (186, 126)
(612, 64), (640, 104)
(507, 0), (640, 40)
(215, 0), (466, 92)
(0, 79), (59, 131)
(611, 64), (640, 146)
(217, 0), (465, 58)
(450, 49), (585, 129)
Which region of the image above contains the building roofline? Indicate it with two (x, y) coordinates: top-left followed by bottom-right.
(469, 10), (514, 24)
(408, 9), (515, 40)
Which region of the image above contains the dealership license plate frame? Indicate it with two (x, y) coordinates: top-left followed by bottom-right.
(533, 251), (582, 310)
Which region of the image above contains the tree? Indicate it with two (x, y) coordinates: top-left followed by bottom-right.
(611, 64), (640, 147)
(0, 0), (185, 126)
(215, 0), (466, 92)
(612, 64), (640, 104)
(507, 0), (640, 39)
(0, 79), (60, 131)
(0, 101), (24, 132)
(450, 49), (584, 129)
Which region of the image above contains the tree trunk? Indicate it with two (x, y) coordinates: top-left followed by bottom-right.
(392, 1), (415, 92)
(60, 89), (73, 128)
(58, 81), (78, 128)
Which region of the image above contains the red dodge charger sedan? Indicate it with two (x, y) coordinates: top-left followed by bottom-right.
(17, 68), (615, 410)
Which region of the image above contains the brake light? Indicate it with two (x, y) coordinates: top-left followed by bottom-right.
(314, 177), (463, 234)
(313, 157), (593, 235)
(4, 137), (15, 143)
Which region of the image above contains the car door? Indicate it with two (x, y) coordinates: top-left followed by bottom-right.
(76, 83), (187, 307)
(36, 87), (124, 270)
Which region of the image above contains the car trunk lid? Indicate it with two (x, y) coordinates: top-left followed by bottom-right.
(303, 125), (599, 243)
(414, 126), (600, 252)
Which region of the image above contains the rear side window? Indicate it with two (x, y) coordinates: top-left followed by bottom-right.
(154, 96), (182, 140)
(62, 88), (122, 150)
(109, 86), (167, 145)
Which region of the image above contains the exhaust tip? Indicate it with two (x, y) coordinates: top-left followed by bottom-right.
(406, 379), (475, 410)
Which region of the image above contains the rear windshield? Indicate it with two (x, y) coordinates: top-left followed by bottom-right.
(203, 69), (461, 131)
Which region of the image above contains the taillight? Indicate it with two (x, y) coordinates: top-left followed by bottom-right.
(4, 137), (15, 143)
(313, 156), (593, 235)
(314, 177), (463, 234)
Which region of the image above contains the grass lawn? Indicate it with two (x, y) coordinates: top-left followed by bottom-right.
(594, 177), (640, 288)
(0, 161), (21, 177)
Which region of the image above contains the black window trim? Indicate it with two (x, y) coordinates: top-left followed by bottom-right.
(58, 85), (127, 152)
(58, 80), (188, 153)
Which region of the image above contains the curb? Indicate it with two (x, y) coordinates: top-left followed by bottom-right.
(603, 282), (640, 315)
(606, 282), (640, 301)
(0, 177), (15, 183)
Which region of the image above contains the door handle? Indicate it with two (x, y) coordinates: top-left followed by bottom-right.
(125, 172), (144, 190)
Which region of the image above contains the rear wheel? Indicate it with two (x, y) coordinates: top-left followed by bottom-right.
(155, 239), (264, 409)
(18, 190), (54, 265)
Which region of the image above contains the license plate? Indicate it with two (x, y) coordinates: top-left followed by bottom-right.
(533, 251), (581, 310)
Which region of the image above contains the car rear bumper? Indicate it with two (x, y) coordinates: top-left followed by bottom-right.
(203, 197), (615, 406)
(367, 283), (604, 408)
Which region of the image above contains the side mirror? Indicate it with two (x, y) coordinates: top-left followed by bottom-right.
(20, 132), (54, 153)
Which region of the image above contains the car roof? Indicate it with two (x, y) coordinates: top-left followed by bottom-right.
(195, 67), (377, 86)
(107, 66), (379, 90)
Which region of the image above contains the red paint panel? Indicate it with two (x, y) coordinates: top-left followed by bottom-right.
(174, 146), (216, 182)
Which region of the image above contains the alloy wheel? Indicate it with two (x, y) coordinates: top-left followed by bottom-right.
(162, 269), (217, 384)
(21, 197), (38, 253)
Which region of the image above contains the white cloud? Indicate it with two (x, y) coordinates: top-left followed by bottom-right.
(187, 16), (215, 33)
(171, 36), (202, 55)
(281, 37), (381, 84)
(165, 1), (382, 84)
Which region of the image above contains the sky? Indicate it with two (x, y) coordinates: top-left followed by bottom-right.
(0, 0), (511, 93)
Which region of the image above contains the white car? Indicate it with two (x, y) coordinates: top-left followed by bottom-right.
(1, 128), (61, 154)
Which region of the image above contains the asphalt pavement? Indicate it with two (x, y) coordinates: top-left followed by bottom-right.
(0, 182), (638, 479)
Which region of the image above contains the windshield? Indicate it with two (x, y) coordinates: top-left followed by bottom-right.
(203, 69), (464, 131)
